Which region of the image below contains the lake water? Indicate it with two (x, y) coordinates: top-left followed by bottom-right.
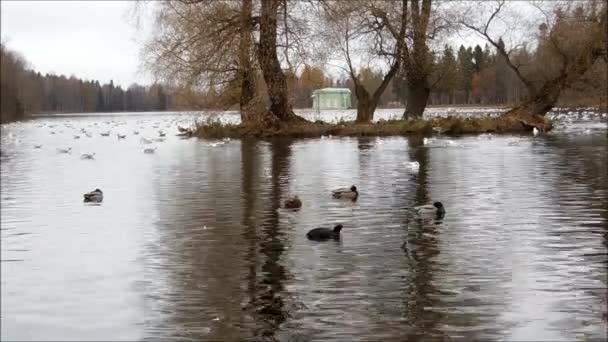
(1, 109), (607, 341)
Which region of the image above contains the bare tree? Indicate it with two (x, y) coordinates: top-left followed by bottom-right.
(322, 0), (406, 123)
(460, 0), (607, 129)
(358, 0), (452, 119)
(142, 2), (243, 104)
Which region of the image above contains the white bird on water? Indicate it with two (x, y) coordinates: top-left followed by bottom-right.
(404, 161), (420, 172)
(533, 127), (539, 136)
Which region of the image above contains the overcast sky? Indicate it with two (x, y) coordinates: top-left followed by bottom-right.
(1, 1), (531, 88)
(1, 0), (153, 88)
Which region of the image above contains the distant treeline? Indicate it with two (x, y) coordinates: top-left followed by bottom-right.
(314, 42), (606, 109)
(1, 43), (173, 123)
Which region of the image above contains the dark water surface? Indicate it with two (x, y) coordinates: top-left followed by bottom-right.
(1, 110), (607, 341)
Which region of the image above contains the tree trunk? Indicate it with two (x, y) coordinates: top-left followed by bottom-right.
(503, 78), (564, 132)
(258, 0), (305, 126)
(239, 0), (261, 125)
(403, 80), (430, 119)
(354, 60), (400, 123)
(355, 84), (375, 123)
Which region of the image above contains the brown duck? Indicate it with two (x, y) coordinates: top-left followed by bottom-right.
(284, 196), (302, 209)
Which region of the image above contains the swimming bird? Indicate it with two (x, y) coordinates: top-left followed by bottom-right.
(73, 135), (80, 139)
(143, 147), (157, 154)
(100, 131), (110, 137)
(284, 196), (302, 209)
(117, 133), (126, 139)
(140, 137), (153, 144)
(81, 153), (95, 160)
(306, 224), (343, 241)
(158, 131), (166, 137)
(133, 130), (140, 135)
(176, 130), (193, 138)
(414, 202), (445, 219)
(34, 145), (42, 149)
(83, 188), (103, 203)
(57, 147), (72, 154)
(332, 185), (358, 201)
(533, 127), (539, 136)
(177, 125), (189, 133)
(404, 161), (420, 172)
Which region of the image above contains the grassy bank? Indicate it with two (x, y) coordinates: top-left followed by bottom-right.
(194, 115), (541, 139)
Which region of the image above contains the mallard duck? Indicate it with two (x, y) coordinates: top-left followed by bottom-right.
(306, 224), (343, 241)
(332, 185), (358, 201)
(83, 188), (103, 203)
(414, 202), (445, 219)
(284, 196), (302, 209)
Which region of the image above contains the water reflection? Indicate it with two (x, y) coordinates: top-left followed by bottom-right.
(246, 139), (293, 340)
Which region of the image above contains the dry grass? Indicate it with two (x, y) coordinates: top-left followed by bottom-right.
(194, 115), (535, 139)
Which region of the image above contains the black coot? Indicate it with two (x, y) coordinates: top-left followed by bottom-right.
(306, 224), (343, 241)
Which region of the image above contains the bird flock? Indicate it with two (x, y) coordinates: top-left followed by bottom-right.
(30, 117), (195, 160)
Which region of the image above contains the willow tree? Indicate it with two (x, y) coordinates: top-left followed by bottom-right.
(143, 1), (260, 122)
(143, 0), (315, 127)
(322, 0), (407, 123)
(460, 0), (607, 130)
